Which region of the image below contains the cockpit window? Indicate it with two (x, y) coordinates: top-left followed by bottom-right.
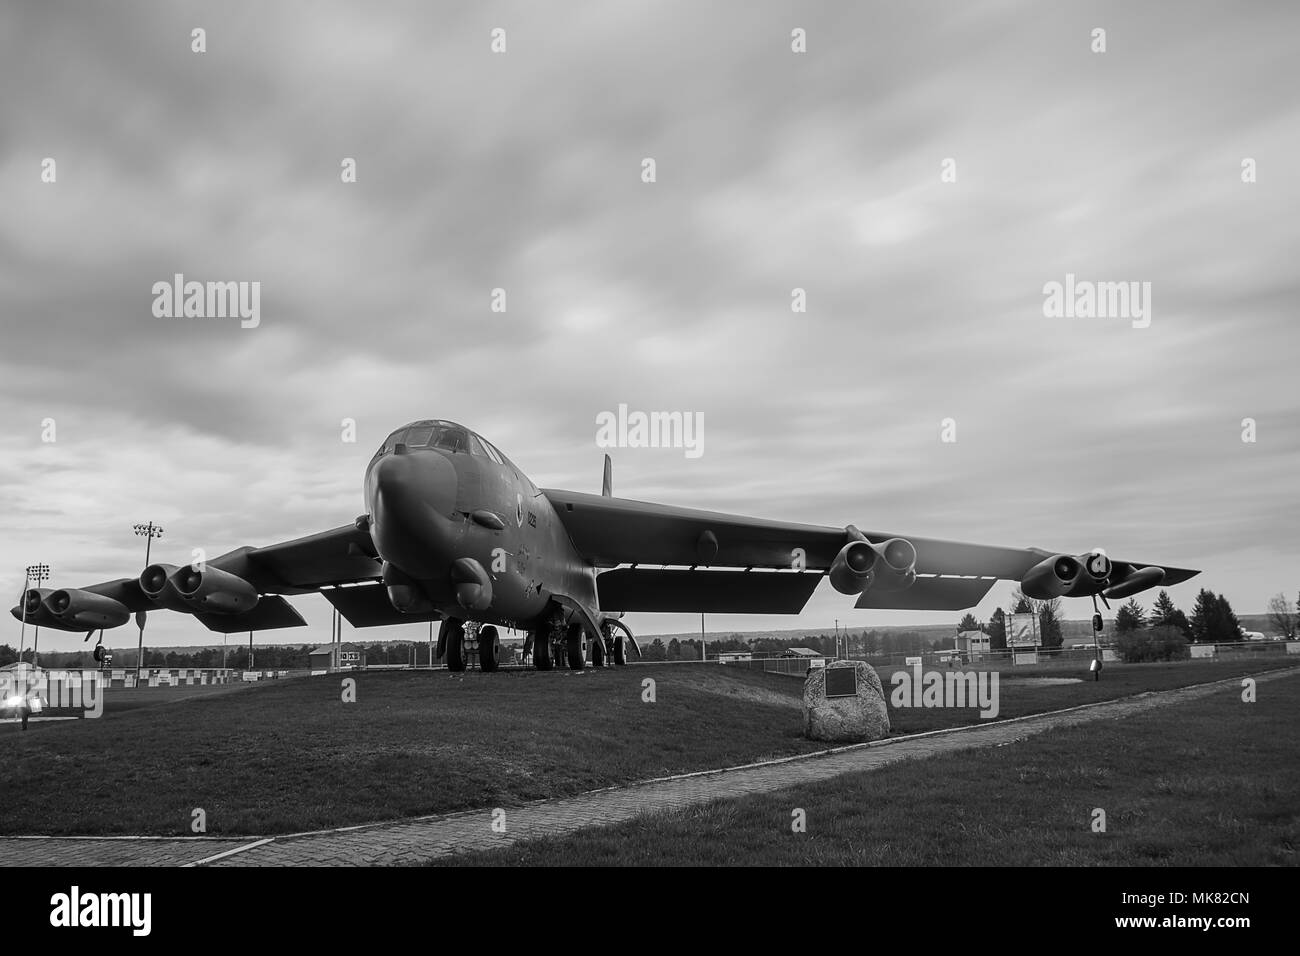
(374, 428), (405, 459)
(405, 424), (434, 447)
(475, 435), (504, 464)
(432, 426), (468, 453)
(373, 420), (475, 461)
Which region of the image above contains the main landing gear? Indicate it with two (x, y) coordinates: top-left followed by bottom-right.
(439, 618), (500, 673)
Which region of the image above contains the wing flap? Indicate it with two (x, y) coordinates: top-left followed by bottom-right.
(596, 568), (822, 614)
(194, 595), (306, 633)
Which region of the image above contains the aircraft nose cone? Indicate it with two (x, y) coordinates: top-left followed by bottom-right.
(367, 449), (458, 577)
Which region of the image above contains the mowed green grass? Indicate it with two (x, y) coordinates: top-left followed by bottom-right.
(1, 660), (1293, 837)
(439, 670), (1300, 866)
(0, 666), (821, 836)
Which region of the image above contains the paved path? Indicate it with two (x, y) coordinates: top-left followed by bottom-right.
(3, 667), (1295, 866)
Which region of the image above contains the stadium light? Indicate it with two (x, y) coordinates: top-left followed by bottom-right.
(132, 522), (164, 680)
(18, 563), (50, 667)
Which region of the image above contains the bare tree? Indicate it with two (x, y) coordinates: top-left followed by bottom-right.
(1267, 592), (1297, 640)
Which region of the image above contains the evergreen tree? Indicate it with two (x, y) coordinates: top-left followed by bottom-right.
(1148, 590), (1177, 627)
(1115, 598), (1146, 633)
(1215, 593), (1241, 640)
(957, 613), (980, 632)
(1190, 589), (1242, 643)
(987, 608), (1007, 651)
(1038, 597), (1064, 648)
(1190, 589), (1214, 643)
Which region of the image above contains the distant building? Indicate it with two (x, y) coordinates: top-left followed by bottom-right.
(782, 647), (821, 659)
(955, 630), (990, 659)
(309, 642), (364, 675)
(717, 650), (753, 663)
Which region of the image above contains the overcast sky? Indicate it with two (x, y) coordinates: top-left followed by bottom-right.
(2, 0), (1297, 653)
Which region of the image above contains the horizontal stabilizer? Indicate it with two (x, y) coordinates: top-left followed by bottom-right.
(195, 595), (306, 633)
(855, 576), (996, 611)
(321, 584), (441, 628)
(597, 568), (822, 614)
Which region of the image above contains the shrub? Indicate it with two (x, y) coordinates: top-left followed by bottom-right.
(1117, 625), (1191, 663)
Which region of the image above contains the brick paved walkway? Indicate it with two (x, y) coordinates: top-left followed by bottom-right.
(3, 667), (1294, 866)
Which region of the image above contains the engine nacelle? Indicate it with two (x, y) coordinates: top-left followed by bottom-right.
(168, 565), (259, 614)
(139, 564), (194, 612)
(870, 537), (918, 592)
(1021, 554), (1083, 599)
(43, 589), (131, 630)
(828, 540), (877, 595)
(1080, 551), (1112, 582)
(9, 588), (57, 628)
(829, 536), (917, 594)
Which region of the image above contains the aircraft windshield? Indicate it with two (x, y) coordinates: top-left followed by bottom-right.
(372, 420), (473, 459)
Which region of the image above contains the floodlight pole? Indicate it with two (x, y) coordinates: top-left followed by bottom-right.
(17, 566), (30, 661)
(700, 612), (705, 661)
(132, 522), (164, 680)
(19, 564), (50, 666)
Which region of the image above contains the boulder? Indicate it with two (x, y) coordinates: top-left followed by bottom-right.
(802, 660), (890, 743)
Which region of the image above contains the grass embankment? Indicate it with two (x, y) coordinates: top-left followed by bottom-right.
(2, 659), (1292, 837)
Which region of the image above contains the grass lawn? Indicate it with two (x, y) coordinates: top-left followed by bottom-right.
(437, 669), (1300, 866)
(1, 659), (1293, 837)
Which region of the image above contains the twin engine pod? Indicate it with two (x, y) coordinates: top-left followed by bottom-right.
(1021, 550), (1125, 599)
(828, 535), (918, 596)
(18, 587), (131, 630)
(140, 563), (260, 614)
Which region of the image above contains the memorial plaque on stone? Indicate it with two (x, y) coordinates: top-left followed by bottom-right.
(825, 665), (857, 698)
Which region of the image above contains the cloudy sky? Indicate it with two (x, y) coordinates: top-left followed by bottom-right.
(2, 0), (1297, 653)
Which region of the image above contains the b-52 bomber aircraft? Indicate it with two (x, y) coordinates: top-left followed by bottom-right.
(12, 419), (1199, 671)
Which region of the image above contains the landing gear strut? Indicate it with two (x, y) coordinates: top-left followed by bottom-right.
(1089, 593), (1105, 682)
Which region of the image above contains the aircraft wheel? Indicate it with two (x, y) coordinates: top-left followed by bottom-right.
(566, 624), (586, 670)
(612, 633), (627, 666)
(442, 619), (466, 672)
(479, 625), (500, 672)
(590, 632), (606, 667)
(532, 630), (553, 671)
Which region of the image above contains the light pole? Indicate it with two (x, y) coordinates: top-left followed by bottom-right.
(133, 522), (163, 679)
(19, 563), (50, 666)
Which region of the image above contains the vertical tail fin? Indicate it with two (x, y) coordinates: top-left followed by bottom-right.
(601, 454), (612, 497)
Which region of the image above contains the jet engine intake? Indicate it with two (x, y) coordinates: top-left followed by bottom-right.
(1021, 554), (1083, 599)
